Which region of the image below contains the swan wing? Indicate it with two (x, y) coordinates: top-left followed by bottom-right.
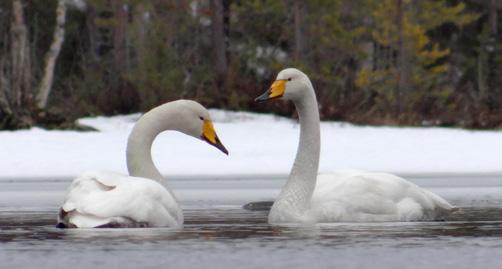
(58, 171), (183, 228)
(311, 171), (455, 222)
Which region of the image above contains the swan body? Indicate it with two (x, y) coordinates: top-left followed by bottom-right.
(59, 171), (182, 228)
(256, 68), (455, 224)
(57, 100), (228, 228)
(301, 172), (452, 223)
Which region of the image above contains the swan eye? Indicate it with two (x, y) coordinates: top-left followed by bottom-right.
(199, 116), (204, 120)
(287, 78), (292, 81)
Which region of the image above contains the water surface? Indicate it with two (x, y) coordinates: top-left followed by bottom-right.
(1, 175), (501, 269)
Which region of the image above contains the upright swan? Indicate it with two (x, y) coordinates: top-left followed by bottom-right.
(57, 100), (228, 228)
(255, 68), (455, 224)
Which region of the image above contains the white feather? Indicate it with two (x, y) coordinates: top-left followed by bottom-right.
(309, 171), (455, 222)
(59, 171), (182, 228)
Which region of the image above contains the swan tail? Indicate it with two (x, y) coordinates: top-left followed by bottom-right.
(430, 192), (456, 211)
(423, 190), (458, 220)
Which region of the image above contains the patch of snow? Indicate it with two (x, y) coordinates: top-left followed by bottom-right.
(1, 109), (501, 179)
(77, 114), (141, 132)
(207, 109), (288, 123)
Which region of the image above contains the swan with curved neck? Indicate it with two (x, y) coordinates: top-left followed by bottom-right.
(57, 100), (228, 228)
(256, 68), (455, 223)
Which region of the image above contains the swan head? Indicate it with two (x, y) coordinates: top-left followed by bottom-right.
(255, 68), (313, 103)
(172, 100), (229, 155)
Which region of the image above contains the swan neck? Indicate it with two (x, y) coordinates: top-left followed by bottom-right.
(275, 84), (320, 216)
(126, 108), (172, 182)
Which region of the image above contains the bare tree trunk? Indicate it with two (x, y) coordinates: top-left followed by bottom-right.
(36, 0), (67, 109)
(85, 2), (99, 62)
(10, 0), (31, 107)
(0, 6), (12, 120)
(210, 0), (229, 83)
(112, 0), (128, 80)
(447, 32), (461, 86)
(132, 3), (147, 60)
(223, 0), (230, 61)
(131, 2), (147, 81)
(477, 42), (487, 99)
(293, 0), (304, 62)
(487, 0), (498, 95)
(394, 0), (405, 114)
(0, 56), (12, 117)
(478, 0), (499, 105)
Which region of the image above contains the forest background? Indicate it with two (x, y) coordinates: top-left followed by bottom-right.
(0, 0), (500, 129)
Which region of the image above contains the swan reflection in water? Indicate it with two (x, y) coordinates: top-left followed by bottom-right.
(2, 207), (502, 244)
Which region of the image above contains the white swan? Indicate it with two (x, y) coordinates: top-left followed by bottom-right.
(57, 100), (228, 228)
(255, 68), (456, 224)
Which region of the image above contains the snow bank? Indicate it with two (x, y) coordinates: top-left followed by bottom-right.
(1, 109), (501, 179)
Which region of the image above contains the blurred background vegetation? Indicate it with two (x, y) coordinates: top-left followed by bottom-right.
(0, 0), (500, 129)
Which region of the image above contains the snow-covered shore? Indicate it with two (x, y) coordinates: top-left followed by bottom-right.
(1, 109), (501, 179)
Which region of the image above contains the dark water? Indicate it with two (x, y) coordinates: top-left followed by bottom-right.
(1, 175), (502, 269)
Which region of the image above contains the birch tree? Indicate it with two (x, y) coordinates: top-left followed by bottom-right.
(11, 0), (31, 108)
(35, 0), (67, 109)
(0, 0), (33, 128)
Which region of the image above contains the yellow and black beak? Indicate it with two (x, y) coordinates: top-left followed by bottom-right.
(255, 79), (286, 103)
(201, 119), (228, 155)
